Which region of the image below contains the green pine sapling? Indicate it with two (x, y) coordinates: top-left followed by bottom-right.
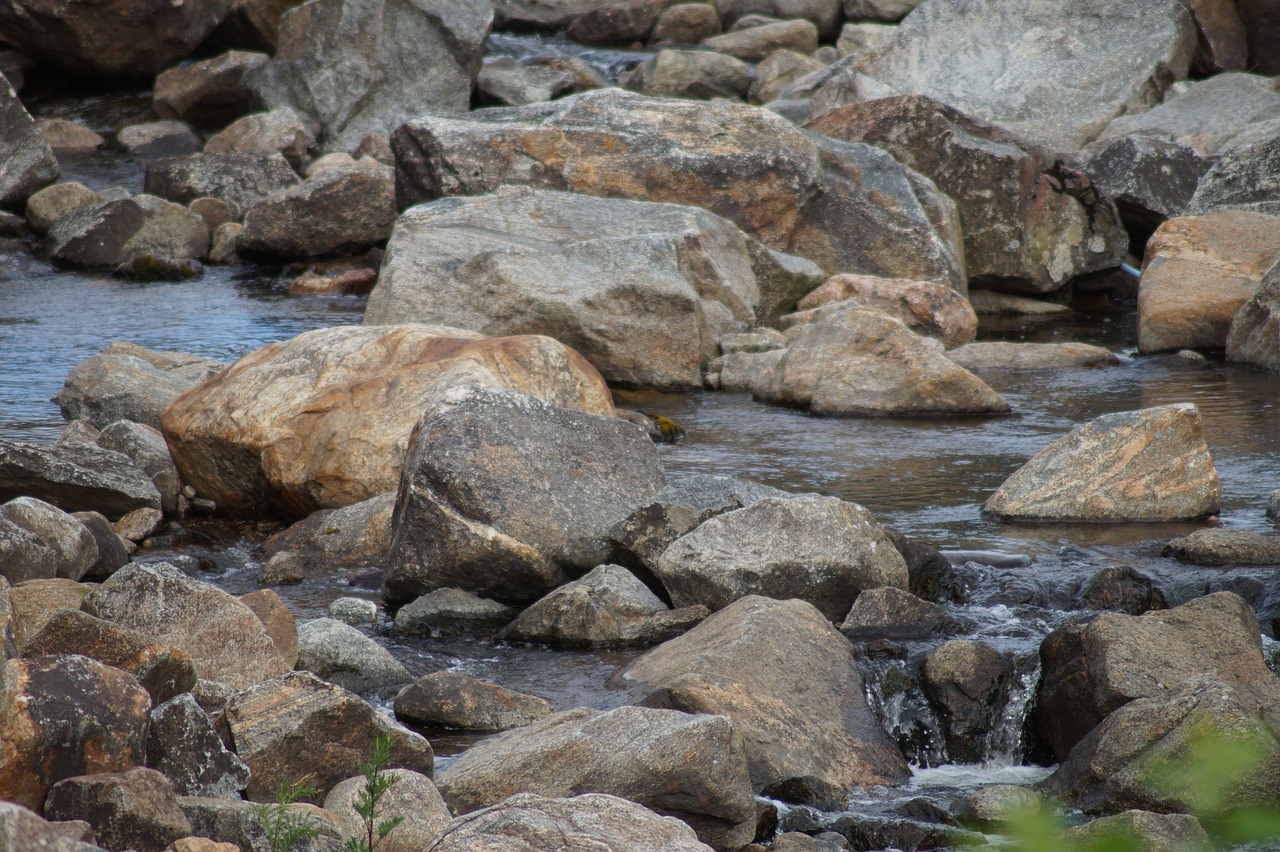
(251, 779), (322, 852)
(343, 733), (405, 852)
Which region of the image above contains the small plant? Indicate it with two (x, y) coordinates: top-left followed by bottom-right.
(251, 779), (321, 852)
(343, 733), (405, 852)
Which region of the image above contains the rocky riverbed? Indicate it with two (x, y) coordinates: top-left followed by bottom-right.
(2, 1), (1280, 850)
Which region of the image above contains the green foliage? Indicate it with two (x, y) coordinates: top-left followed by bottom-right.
(343, 733), (406, 852)
(251, 779), (322, 852)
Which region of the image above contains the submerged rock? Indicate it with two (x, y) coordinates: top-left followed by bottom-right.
(945, 342), (1121, 371)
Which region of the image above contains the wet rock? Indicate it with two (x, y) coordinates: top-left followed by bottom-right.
(968, 290), (1076, 316)
(204, 108), (314, 172)
(1187, 134), (1280, 217)
(97, 421), (182, 515)
(984, 403), (1220, 523)
(390, 588), (514, 638)
(115, 256), (204, 282)
(37, 119), (104, 156)
(651, 4), (722, 44)
(951, 784), (1042, 830)
(324, 769), (449, 852)
(23, 609), (196, 704)
(245, 0), (492, 151)
(385, 386), (662, 606)
(86, 562), (290, 690)
(749, 50), (825, 105)
(392, 89), (965, 289)
(1227, 262), (1280, 372)
(45, 768), (192, 852)
(367, 186), (761, 390)
(1033, 592), (1276, 761)
(840, 587), (961, 641)
(656, 494), (907, 622)
(0, 76), (58, 208)
(920, 640), (1013, 763)
(437, 705), (755, 850)
(238, 159), (396, 260)
(25, 182), (104, 237)
(613, 596), (910, 810)
(1074, 565), (1166, 615)
(8, 578), (90, 652)
(146, 694), (250, 798)
(54, 342), (224, 431)
(1070, 135), (1211, 236)
(327, 597), (377, 625)
(0, 440), (161, 519)
(289, 266), (377, 296)
(791, 273), (977, 349)
(260, 493), (393, 582)
(1164, 528), (1280, 565)
(393, 671), (553, 731)
(144, 153), (301, 220)
(295, 617), (408, 693)
(476, 56), (579, 106)
(163, 326), (612, 519)
(153, 50), (271, 130)
(237, 589), (299, 668)
(0, 801), (101, 852)
(0, 497), (98, 584)
(627, 49), (750, 99)
(46, 195), (209, 270)
(0, 654), (151, 810)
(1063, 809), (1212, 851)
(702, 19), (817, 60)
(946, 342), (1121, 371)
(117, 121), (203, 159)
(225, 671), (434, 801)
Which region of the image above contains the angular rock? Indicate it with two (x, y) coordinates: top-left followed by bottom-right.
(1226, 262), (1280, 372)
(8, 578), (90, 652)
(0, 801), (102, 852)
(1187, 134), (1280, 217)
(749, 49), (825, 105)
(162, 326), (613, 519)
(46, 196), (209, 270)
(259, 493), (394, 581)
(366, 186), (761, 390)
(1163, 529), (1280, 566)
(612, 596), (910, 809)
(840, 587), (961, 641)
(385, 386), (663, 606)
(96, 421), (182, 515)
(295, 617), (408, 693)
(984, 404), (1220, 522)
(45, 768), (192, 852)
(0, 75), (58, 207)
(37, 119), (104, 156)
(651, 3), (722, 44)
(920, 640), (1013, 763)
(203, 108), (314, 171)
(392, 89), (966, 289)
(390, 588), (514, 638)
(153, 50), (271, 130)
(437, 705), (756, 850)
(25, 182), (104, 236)
(1073, 565), (1166, 616)
(146, 694), (250, 798)
(702, 19), (818, 61)
(792, 273), (976, 348)
(324, 769), (449, 852)
(0, 440), (161, 519)
(0, 497), (98, 584)
(237, 589), (299, 668)
(117, 121), (203, 159)
(393, 671), (553, 731)
(144, 153), (301, 220)
(1070, 135), (1211, 233)
(627, 49), (750, 100)
(946, 342), (1121, 371)
(476, 56), (579, 107)
(1063, 810), (1212, 851)
(69, 512), (131, 579)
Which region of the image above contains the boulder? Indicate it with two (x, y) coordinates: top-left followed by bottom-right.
(245, 0), (493, 150)
(566, 0), (686, 44)
(612, 596), (910, 810)
(1063, 810), (1212, 851)
(655, 494), (907, 622)
(0, 497), (98, 584)
(702, 19), (818, 61)
(45, 768), (192, 852)
(424, 792), (715, 852)
(54, 342), (224, 432)
(1073, 565), (1166, 616)
(203, 108), (315, 171)
(225, 671), (434, 801)
(390, 588), (514, 638)
(237, 159), (397, 260)
(384, 386), (663, 606)
(392, 672), (553, 731)
(1070, 134), (1211, 234)
(626, 49), (750, 100)
(0, 76), (59, 207)
(1187, 134), (1280, 217)
(324, 769), (449, 852)
(0, 655), (151, 810)
(153, 50), (271, 130)
(37, 119), (104, 156)
(209, 0), (304, 52)
(0, 0), (234, 77)
(475, 56), (579, 106)
(259, 493), (394, 582)
(117, 121), (203, 159)
(984, 404), (1220, 522)
(791, 273), (977, 348)
(8, 578), (90, 652)
(85, 562), (291, 689)
(436, 705), (756, 850)
(0, 801), (102, 852)
(46, 196), (209, 270)
(146, 694), (250, 798)
(807, 96), (1127, 293)
(951, 784), (1042, 831)
(144, 153), (301, 220)
(25, 182), (104, 236)
(391, 89), (966, 290)
(840, 586), (962, 641)
(70, 512), (131, 579)
(365, 186), (761, 390)
(650, 4), (722, 44)
(920, 640), (1013, 763)
(749, 49), (825, 105)
(237, 589), (299, 667)
(1163, 529), (1280, 566)
(162, 326), (613, 519)
(295, 617), (409, 693)
(0, 440), (161, 519)
(945, 342), (1121, 371)
(1226, 262), (1280, 372)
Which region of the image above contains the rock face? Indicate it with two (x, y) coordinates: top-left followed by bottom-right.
(808, 96), (1127, 293)
(0, 654), (151, 810)
(367, 186), (761, 390)
(295, 618), (408, 693)
(392, 89), (966, 289)
(424, 792), (716, 852)
(162, 326), (613, 519)
(655, 494), (907, 622)
(816, 0), (1197, 152)
(0, 440), (161, 520)
(0, 497), (98, 584)
(612, 596), (910, 810)
(146, 694), (250, 798)
(325, 769), (450, 852)
(984, 404), (1221, 522)
(793, 273), (976, 349)
(246, 0), (493, 150)
(1164, 529), (1280, 565)
(1138, 212), (1280, 353)
(436, 705), (756, 850)
(1227, 262), (1280, 372)
(393, 672), (553, 731)
(385, 386), (664, 606)
(1187, 135), (1280, 217)
(0, 76), (58, 208)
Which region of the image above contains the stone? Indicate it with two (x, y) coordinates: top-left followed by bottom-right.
(162, 326), (613, 519)
(245, 0), (493, 151)
(951, 784), (1042, 831)
(225, 671), (434, 801)
(36, 119), (104, 155)
(259, 493), (394, 582)
(651, 3), (722, 44)
(295, 617), (408, 693)
(702, 19), (817, 60)
(1164, 529), (1280, 565)
(968, 290), (1076, 316)
(437, 705), (756, 850)
(1227, 262), (1280, 372)
(842, 0), (921, 20)
(1070, 135), (1211, 233)
(1241, 0), (1280, 74)
(920, 640), (1013, 762)
(188, 197), (233, 232)
(0, 440), (161, 519)
(1073, 565), (1166, 615)
(45, 768), (192, 852)
(117, 121), (202, 159)
(54, 342), (224, 432)
(749, 49), (824, 105)
(203, 108), (315, 171)
(86, 562), (290, 689)
(25, 182), (104, 236)
(288, 267), (376, 296)
(23, 609), (196, 705)
(984, 404), (1220, 522)
(153, 50), (271, 130)
(46, 195), (209, 270)
(327, 597), (377, 625)
(565, 0), (684, 44)
(1062, 810), (1213, 851)
(612, 596), (910, 810)
(146, 694), (250, 799)
(8, 578), (90, 652)
(392, 89), (965, 289)
(808, 96), (1127, 293)
(237, 589), (299, 668)
(840, 587), (962, 641)
(426, 792), (715, 851)
(1181, 0), (1248, 72)
(1187, 134), (1280, 217)
(393, 672), (553, 731)
(0, 655), (151, 810)
(96, 421), (181, 515)
(209, 0), (304, 52)
(0, 76), (58, 208)
(0, 801), (102, 852)
(324, 769), (449, 852)
(113, 508), (164, 542)
(385, 386), (662, 606)
(69, 512), (131, 579)
(144, 153), (301, 220)
(237, 159), (397, 260)
(946, 342), (1121, 371)
(792, 273), (977, 348)
(627, 49), (750, 100)
(366, 186), (761, 390)
(0, 497), (98, 584)
(476, 57), (579, 106)
(390, 588), (514, 638)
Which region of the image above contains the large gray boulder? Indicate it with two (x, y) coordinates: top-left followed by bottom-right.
(436, 705), (756, 850)
(146, 694), (251, 798)
(392, 88), (966, 290)
(984, 404), (1220, 522)
(384, 386), (665, 606)
(295, 617), (409, 693)
(45, 196), (209, 270)
(1187, 133), (1280, 217)
(0, 497), (98, 584)
(55, 343), (224, 432)
(0, 440), (161, 520)
(245, 0), (493, 150)
(366, 186), (760, 390)
(1227, 255), (1280, 372)
(1164, 528), (1280, 566)
(0, 75), (58, 208)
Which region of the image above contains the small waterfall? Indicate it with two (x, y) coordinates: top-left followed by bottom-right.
(862, 657), (949, 767)
(984, 652), (1042, 765)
